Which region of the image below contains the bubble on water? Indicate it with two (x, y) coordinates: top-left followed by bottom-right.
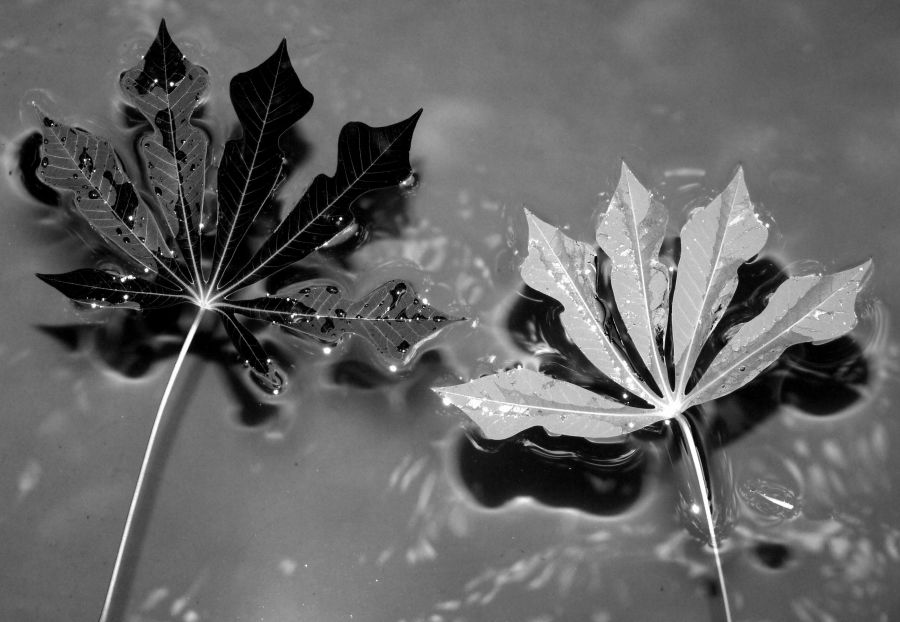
(739, 478), (801, 522)
(17, 459), (41, 500)
(399, 171), (418, 192)
(250, 362), (285, 396)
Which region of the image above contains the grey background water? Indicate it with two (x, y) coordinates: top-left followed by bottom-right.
(1, 1), (899, 620)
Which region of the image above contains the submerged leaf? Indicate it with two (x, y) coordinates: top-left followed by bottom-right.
(36, 21), (453, 377)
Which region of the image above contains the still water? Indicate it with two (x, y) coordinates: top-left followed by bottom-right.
(1, 1), (899, 620)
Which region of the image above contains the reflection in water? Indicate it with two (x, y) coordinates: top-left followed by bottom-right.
(739, 479), (802, 523)
(13, 96), (432, 427)
(3, 3), (899, 621)
(457, 429), (646, 516)
(443, 241), (894, 619)
(458, 250), (878, 519)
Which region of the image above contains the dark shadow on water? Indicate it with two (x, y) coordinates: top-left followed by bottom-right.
(17, 132), (59, 205)
(18, 109), (420, 427)
(456, 245), (872, 517)
(457, 427), (647, 515)
(753, 541), (792, 570)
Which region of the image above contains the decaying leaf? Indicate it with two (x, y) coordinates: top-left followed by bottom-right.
(36, 20), (457, 379)
(434, 162), (870, 622)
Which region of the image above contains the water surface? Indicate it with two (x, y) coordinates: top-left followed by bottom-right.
(1, 1), (899, 620)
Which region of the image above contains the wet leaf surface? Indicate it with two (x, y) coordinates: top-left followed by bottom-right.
(436, 163), (870, 440)
(35, 20), (456, 380)
(435, 163), (871, 622)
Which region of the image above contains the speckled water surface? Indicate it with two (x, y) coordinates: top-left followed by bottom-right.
(1, 2), (899, 621)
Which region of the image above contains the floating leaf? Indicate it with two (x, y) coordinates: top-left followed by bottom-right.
(437, 162), (868, 446)
(210, 38), (313, 287)
(595, 163), (670, 391)
(119, 21), (209, 257)
(670, 168), (768, 394)
(37, 21), (455, 376)
(521, 209), (654, 401)
(31, 20), (457, 622)
(438, 367), (659, 439)
(37, 119), (174, 274)
(689, 263), (870, 404)
(435, 163), (870, 622)
(226, 279), (452, 360)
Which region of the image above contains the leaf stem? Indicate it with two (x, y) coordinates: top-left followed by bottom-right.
(98, 307), (206, 622)
(673, 413), (732, 622)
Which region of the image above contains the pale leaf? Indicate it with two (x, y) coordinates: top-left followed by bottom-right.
(434, 368), (662, 440)
(437, 164), (870, 439)
(596, 162), (670, 392)
(687, 261), (871, 405)
(521, 209), (652, 400)
(434, 163), (871, 622)
(671, 168), (768, 393)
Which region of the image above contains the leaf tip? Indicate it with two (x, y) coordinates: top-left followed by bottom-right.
(261, 37), (293, 71)
(728, 164), (748, 192)
(618, 159), (639, 182)
(35, 272), (66, 295)
(156, 19), (172, 44)
(855, 258), (874, 284)
(523, 207), (547, 228)
(405, 107), (424, 128)
(615, 160), (648, 199)
(523, 209), (563, 247)
(30, 103), (54, 127)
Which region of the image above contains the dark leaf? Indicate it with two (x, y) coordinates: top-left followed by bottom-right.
(218, 310), (271, 374)
(120, 19), (210, 271)
(210, 39), (313, 288)
(222, 110), (423, 292)
(37, 268), (188, 309)
(36, 116), (173, 275)
(36, 21), (451, 379)
(225, 279), (457, 361)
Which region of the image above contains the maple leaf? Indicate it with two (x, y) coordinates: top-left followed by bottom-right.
(434, 162), (870, 622)
(31, 21), (457, 622)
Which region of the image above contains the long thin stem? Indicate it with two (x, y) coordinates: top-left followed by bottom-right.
(98, 308), (206, 622)
(674, 413), (732, 622)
